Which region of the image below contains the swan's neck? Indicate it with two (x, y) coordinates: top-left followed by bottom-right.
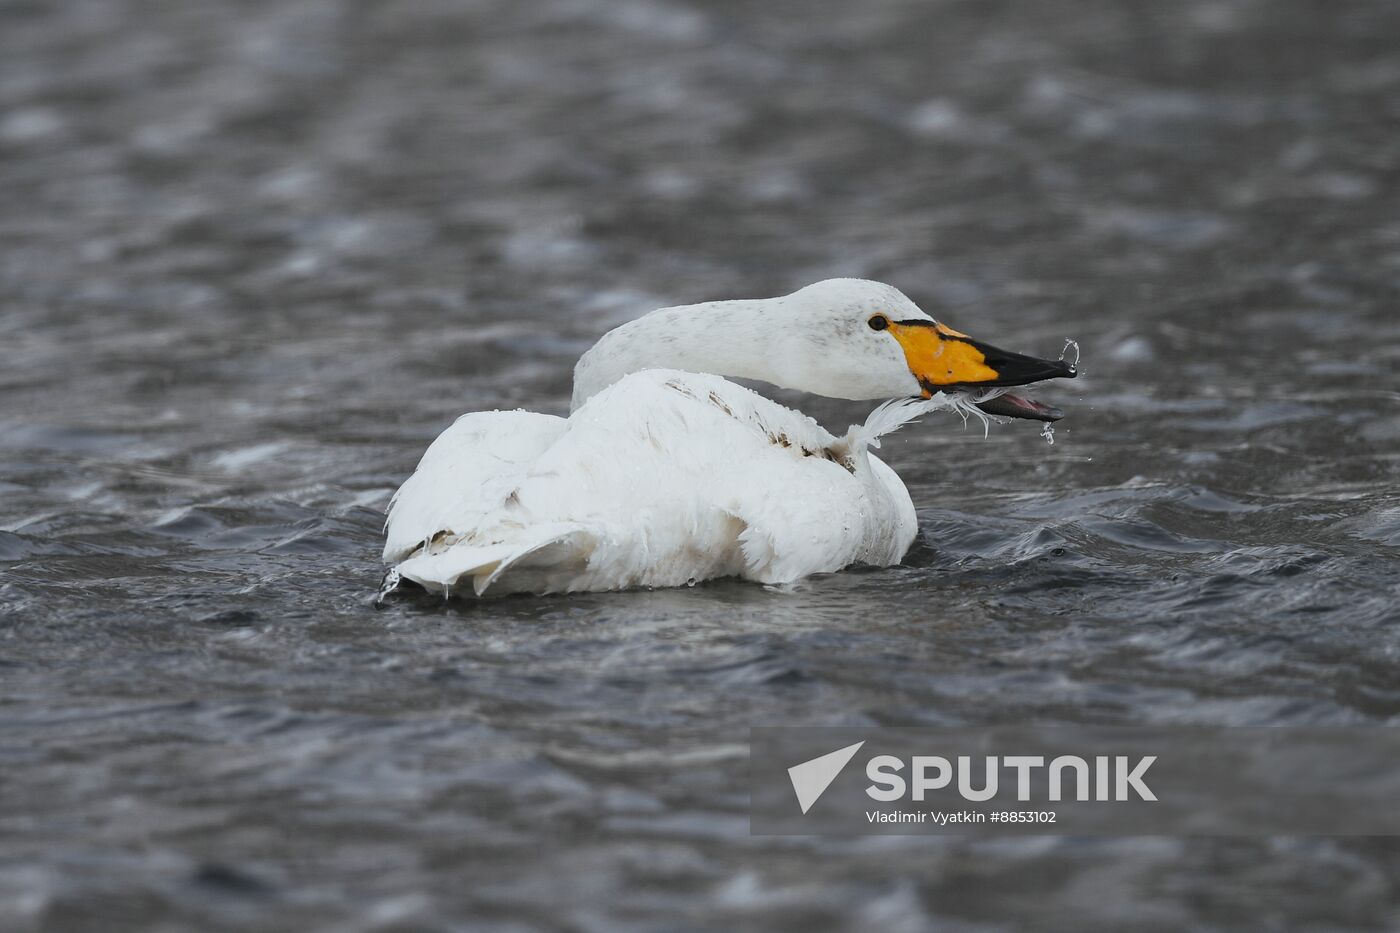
(571, 298), (788, 410)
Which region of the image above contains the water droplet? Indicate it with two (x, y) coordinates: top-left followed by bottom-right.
(1041, 422), (1056, 445)
(1059, 338), (1081, 373)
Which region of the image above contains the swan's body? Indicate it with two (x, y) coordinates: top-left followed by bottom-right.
(381, 279), (1074, 598)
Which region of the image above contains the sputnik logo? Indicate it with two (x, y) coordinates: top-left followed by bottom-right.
(787, 741), (865, 814)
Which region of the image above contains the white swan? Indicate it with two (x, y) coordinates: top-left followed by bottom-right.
(379, 279), (1075, 598)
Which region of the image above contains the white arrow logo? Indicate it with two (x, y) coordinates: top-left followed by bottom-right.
(787, 741), (866, 814)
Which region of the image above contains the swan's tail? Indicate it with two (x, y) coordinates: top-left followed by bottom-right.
(390, 522), (592, 597)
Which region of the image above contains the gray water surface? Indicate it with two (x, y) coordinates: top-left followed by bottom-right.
(3, 0), (1400, 930)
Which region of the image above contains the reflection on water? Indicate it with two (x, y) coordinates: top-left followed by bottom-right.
(3, 0), (1399, 928)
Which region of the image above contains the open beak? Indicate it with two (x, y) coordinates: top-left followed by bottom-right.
(886, 319), (1077, 422)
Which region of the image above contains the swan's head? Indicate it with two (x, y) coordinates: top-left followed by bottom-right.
(781, 279), (1076, 421)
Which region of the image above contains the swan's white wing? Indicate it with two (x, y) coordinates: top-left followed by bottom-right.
(389, 370), (916, 595)
(382, 409), (566, 563)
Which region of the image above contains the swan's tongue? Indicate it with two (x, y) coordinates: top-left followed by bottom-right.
(974, 392), (1064, 423)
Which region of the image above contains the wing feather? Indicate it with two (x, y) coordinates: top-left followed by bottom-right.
(381, 410), (566, 562)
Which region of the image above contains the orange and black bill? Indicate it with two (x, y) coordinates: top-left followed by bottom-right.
(885, 318), (1077, 422)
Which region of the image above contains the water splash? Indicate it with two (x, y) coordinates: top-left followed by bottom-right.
(1047, 338), (1078, 444)
(1060, 338), (1081, 372)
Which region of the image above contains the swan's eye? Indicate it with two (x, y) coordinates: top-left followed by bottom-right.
(868, 314), (889, 331)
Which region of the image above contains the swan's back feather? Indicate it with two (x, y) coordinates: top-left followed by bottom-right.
(383, 369), (920, 596)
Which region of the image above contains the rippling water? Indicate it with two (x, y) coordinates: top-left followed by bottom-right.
(3, 0), (1400, 929)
